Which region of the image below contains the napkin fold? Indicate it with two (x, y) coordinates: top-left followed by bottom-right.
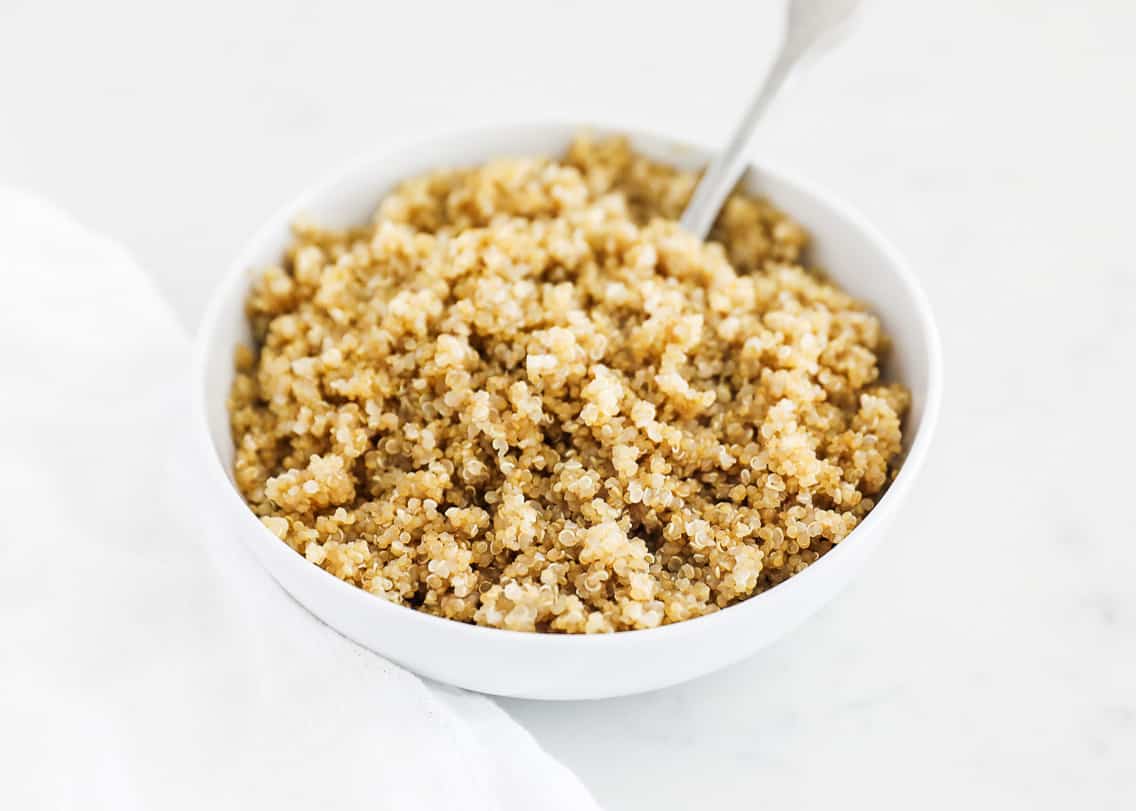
(0, 189), (600, 810)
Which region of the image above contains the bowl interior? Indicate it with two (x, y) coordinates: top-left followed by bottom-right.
(198, 125), (939, 636)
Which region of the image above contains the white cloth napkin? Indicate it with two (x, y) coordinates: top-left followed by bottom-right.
(0, 189), (601, 810)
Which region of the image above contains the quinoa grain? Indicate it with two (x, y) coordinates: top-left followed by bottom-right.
(228, 136), (909, 633)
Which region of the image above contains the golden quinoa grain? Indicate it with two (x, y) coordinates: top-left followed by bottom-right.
(228, 135), (910, 633)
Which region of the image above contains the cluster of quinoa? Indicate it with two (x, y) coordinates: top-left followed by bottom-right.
(229, 136), (909, 633)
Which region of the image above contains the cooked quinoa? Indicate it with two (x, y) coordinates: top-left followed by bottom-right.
(229, 136), (909, 633)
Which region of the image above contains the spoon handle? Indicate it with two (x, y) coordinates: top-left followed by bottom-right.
(679, 0), (861, 239)
(679, 53), (797, 239)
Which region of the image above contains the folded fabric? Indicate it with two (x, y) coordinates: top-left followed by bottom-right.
(0, 189), (600, 811)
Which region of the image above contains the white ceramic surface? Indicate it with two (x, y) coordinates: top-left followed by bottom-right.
(193, 124), (942, 700)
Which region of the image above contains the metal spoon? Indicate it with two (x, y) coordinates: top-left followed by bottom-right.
(679, 0), (862, 238)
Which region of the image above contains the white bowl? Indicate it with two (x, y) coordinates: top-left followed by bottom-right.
(194, 124), (942, 700)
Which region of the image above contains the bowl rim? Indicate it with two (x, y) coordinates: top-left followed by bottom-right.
(192, 121), (943, 649)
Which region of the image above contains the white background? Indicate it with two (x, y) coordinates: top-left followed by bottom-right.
(3, 1), (1133, 808)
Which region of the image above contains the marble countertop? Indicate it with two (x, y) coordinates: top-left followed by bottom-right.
(3, 0), (1131, 806)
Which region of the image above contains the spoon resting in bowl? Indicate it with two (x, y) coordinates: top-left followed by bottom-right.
(680, 0), (862, 238)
